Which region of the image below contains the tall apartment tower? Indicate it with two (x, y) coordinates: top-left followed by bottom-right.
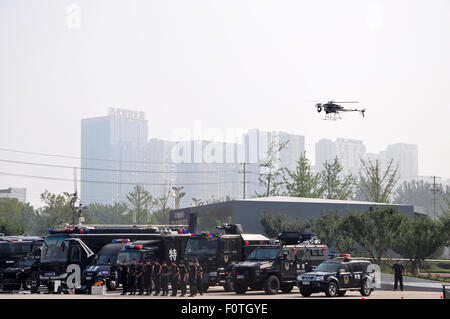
(81, 108), (148, 204)
(385, 143), (419, 181)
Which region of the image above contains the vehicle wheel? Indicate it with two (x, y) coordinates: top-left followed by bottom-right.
(299, 287), (312, 297)
(325, 282), (338, 297)
(280, 283), (294, 293)
(107, 280), (117, 291)
(360, 280), (372, 297)
(224, 274), (234, 292)
(338, 290), (346, 297)
(264, 275), (280, 295)
(234, 284), (248, 295)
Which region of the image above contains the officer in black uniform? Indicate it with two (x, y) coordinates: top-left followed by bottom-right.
(136, 260), (145, 295)
(120, 260), (129, 295)
(178, 260), (187, 297)
(188, 259), (197, 297)
(161, 260), (170, 296)
(195, 259), (203, 296)
(144, 259), (153, 295)
(170, 261), (179, 296)
(153, 260), (161, 296)
(392, 260), (406, 291)
(128, 258), (137, 295)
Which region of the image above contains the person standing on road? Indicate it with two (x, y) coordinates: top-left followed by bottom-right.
(153, 260), (161, 296)
(188, 259), (197, 297)
(392, 260), (406, 291)
(143, 259), (153, 295)
(120, 260), (129, 295)
(161, 260), (170, 296)
(128, 258), (137, 295)
(178, 260), (187, 297)
(170, 261), (179, 296)
(136, 260), (144, 295)
(195, 259), (203, 296)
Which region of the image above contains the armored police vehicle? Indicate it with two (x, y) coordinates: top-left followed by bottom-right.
(297, 254), (375, 297)
(0, 236), (43, 291)
(231, 232), (328, 295)
(39, 225), (190, 293)
(184, 224), (270, 292)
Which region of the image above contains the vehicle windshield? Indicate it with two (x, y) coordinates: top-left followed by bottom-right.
(0, 242), (32, 256)
(185, 238), (218, 255)
(40, 237), (69, 263)
(246, 247), (281, 260)
(93, 254), (117, 266)
(314, 261), (340, 273)
(117, 251), (142, 264)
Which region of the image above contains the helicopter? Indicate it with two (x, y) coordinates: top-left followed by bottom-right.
(314, 100), (366, 120)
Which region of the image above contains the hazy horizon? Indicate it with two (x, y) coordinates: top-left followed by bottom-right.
(1, 0), (449, 208)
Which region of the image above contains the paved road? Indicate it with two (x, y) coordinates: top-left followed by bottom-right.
(0, 285), (445, 299)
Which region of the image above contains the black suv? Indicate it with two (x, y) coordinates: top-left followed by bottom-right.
(297, 254), (375, 297)
(231, 232), (328, 295)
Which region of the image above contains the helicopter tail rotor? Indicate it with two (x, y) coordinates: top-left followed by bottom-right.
(361, 109), (366, 117)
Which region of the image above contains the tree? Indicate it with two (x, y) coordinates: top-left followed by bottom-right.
(358, 159), (399, 203)
(85, 202), (130, 224)
(126, 185), (156, 224)
(341, 207), (406, 265)
(0, 198), (37, 235)
(309, 212), (355, 254)
(393, 215), (447, 274)
(320, 157), (357, 200)
(256, 138), (289, 197)
(282, 152), (323, 198)
(153, 190), (171, 225)
(259, 210), (307, 238)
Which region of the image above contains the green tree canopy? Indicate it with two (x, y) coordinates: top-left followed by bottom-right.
(259, 210), (307, 238)
(126, 185), (157, 224)
(320, 157), (356, 200)
(358, 159), (399, 203)
(0, 198), (37, 235)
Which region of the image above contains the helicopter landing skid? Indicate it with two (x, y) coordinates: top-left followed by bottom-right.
(324, 113), (341, 120)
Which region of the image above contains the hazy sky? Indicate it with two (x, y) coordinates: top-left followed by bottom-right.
(1, 0), (449, 207)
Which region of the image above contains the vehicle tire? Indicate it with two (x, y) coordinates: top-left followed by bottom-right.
(338, 290), (346, 297)
(107, 280), (117, 291)
(224, 274), (234, 292)
(325, 282), (338, 297)
(280, 283), (294, 293)
(234, 284), (248, 295)
(299, 287), (312, 297)
(264, 275), (280, 295)
(360, 280), (372, 297)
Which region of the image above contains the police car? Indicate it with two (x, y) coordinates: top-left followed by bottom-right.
(297, 254), (375, 297)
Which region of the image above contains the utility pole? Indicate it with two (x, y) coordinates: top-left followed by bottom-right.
(240, 162), (248, 199)
(430, 176), (440, 222)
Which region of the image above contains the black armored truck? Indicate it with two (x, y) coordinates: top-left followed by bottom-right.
(184, 224), (270, 291)
(231, 232), (328, 295)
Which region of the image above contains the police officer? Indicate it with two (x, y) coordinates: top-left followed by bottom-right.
(152, 260), (161, 296)
(178, 260), (187, 297)
(170, 261), (179, 296)
(392, 260), (406, 292)
(188, 259), (197, 297)
(128, 258), (137, 295)
(136, 260), (145, 295)
(195, 259), (203, 296)
(161, 260), (170, 296)
(144, 259), (153, 295)
(120, 260), (129, 295)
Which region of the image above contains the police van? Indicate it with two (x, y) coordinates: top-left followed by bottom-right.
(184, 224), (270, 292)
(39, 225), (190, 293)
(231, 232), (328, 295)
(0, 236), (43, 291)
(297, 254), (375, 297)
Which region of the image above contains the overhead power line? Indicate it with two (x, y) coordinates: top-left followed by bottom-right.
(0, 158), (249, 174)
(0, 171), (253, 186)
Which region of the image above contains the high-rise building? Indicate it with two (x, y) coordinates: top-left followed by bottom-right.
(315, 138), (366, 175)
(384, 143), (419, 181)
(81, 108), (148, 204)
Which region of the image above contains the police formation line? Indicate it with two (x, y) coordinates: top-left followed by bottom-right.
(120, 258), (204, 297)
